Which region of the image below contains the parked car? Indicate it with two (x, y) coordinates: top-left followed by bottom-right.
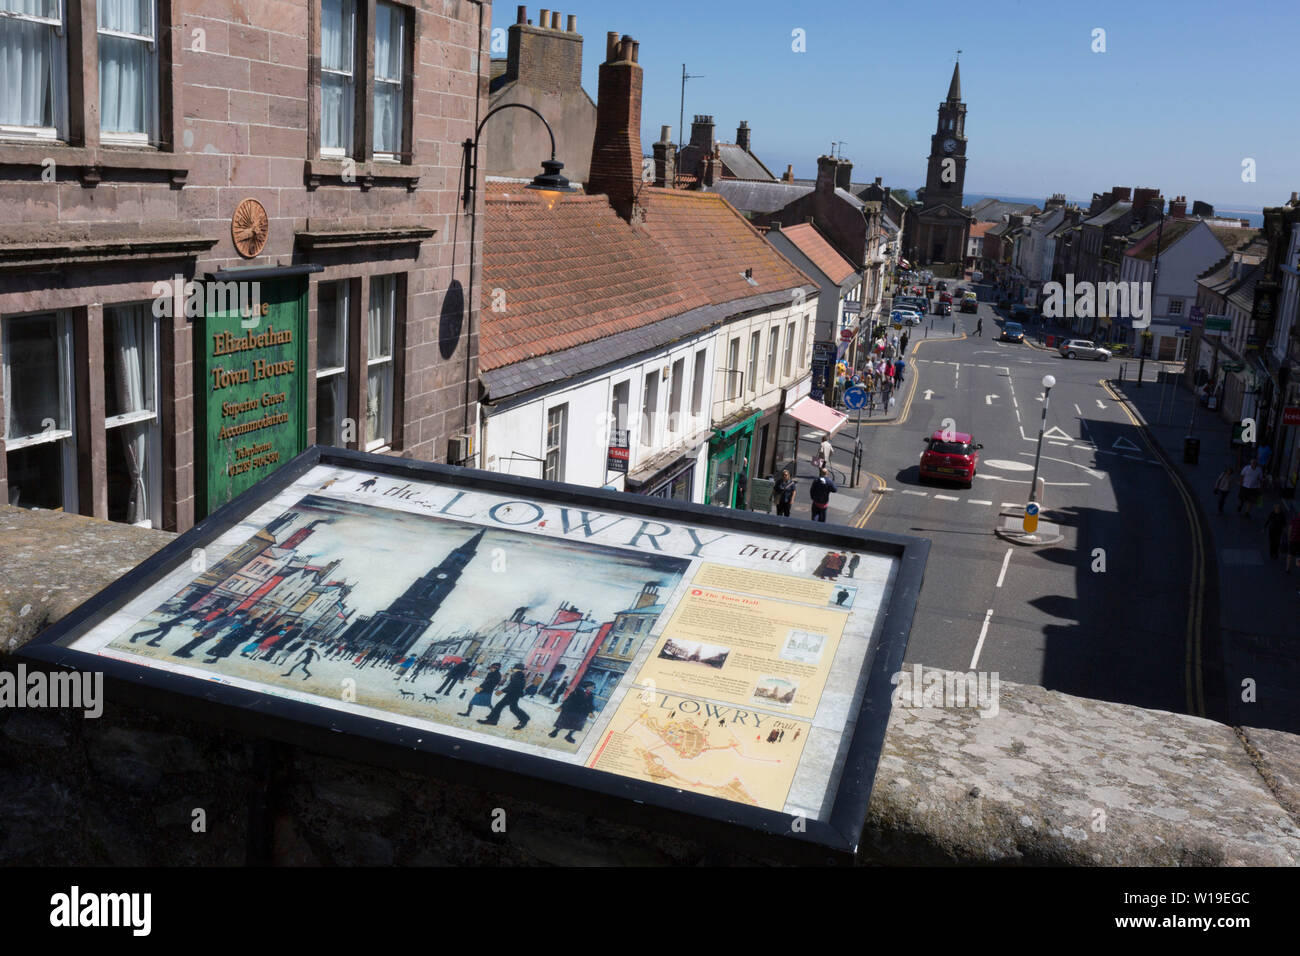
(972, 271), (984, 282)
(891, 309), (923, 326)
(935, 301), (952, 316)
(1000, 321), (1025, 343)
(1058, 339), (1111, 361)
(939, 291), (953, 304)
(919, 430), (983, 488)
(1011, 303), (1035, 321)
(960, 295), (979, 313)
(896, 295), (929, 315)
(936, 281), (949, 292)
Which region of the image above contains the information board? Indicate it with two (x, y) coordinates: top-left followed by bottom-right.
(21, 447), (925, 857)
(195, 276), (308, 518)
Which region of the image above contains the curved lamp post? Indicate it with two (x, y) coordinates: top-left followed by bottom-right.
(461, 103), (576, 211)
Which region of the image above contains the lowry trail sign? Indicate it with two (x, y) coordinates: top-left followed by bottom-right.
(21, 447), (926, 860)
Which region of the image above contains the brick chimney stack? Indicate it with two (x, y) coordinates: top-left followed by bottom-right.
(815, 154), (838, 195)
(1169, 195), (1188, 218)
(505, 6), (583, 93)
(701, 145), (722, 187)
(587, 33), (645, 223)
(736, 120), (751, 153)
(835, 157), (853, 190)
(782, 164), (794, 183)
(689, 114), (715, 151)
(652, 125), (676, 188)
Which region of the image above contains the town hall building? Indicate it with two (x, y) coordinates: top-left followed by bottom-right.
(904, 63), (974, 270)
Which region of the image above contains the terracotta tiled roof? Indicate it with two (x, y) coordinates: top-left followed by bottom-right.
(778, 223), (857, 284)
(639, 187), (817, 305)
(968, 221), (996, 238)
(481, 186), (700, 372)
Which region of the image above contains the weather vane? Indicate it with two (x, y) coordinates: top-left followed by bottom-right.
(955, 49), (962, 62)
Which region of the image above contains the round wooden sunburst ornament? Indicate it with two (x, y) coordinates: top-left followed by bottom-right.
(231, 198), (269, 258)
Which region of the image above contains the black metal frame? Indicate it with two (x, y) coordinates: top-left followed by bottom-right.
(19, 446), (928, 863)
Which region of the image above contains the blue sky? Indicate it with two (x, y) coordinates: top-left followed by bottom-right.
(491, 0), (1296, 214)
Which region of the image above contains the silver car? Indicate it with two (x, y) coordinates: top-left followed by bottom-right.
(1058, 339), (1111, 361)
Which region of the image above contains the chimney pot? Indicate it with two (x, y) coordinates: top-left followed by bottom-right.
(606, 31), (619, 60)
(550, 10), (560, 29)
(660, 124), (671, 141)
(567, 14), (576, 32)
(516, 4), (526, 24)
(539, 8), (550, 28)
(630, 40), (639, 63)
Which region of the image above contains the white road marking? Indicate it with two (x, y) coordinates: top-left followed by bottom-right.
(923, 389), (934, 400)
(1049, 441), (1070, 446)
(1124, 454), (1145, 461)
(1112, 436), (1141, 452)
(1000, 501), (1021, 508)
(978, 364), (990, 368)
(969, 499), (993, 506)
(984, 459), (1034, 471)
(970, 608), (995, 670)
(977, 475), (1091, 486)
(934, 494), (959, 501)
(1017, 451), (1105, 478)
(901, 489), (927, 496)
(1096, 399), (1108, 410)
(996, 548), (1013, 588)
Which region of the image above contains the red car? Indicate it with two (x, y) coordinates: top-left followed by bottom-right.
(919, 430), (983, 487)
(939, 291), (953, 304)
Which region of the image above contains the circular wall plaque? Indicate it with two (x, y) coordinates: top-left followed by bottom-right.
(231, 198), (269, 258)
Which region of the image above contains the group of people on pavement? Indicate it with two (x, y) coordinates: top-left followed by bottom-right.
(1214, 456), (1300, 574)
(772, 436), (839, 523)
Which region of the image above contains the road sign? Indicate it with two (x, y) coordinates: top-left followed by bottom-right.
(1205, 315), (1231, 332)
(843, 386), (868, 410)
(842, 300), (862, 315)
(840, 329), (854, 341)
(1283, 406), (1300, 427)
(1023, 501), (1040, 533)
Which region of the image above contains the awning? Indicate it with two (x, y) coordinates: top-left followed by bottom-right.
(786, 396), (849, 436)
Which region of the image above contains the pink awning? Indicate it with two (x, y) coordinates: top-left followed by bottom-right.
(786, 396), (849, 436)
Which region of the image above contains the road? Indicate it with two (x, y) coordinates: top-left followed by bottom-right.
(838, 300), (1205, 718)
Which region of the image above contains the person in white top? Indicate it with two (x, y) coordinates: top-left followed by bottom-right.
(1237, 458), (1264, 518)
(819, 437), (833, 469)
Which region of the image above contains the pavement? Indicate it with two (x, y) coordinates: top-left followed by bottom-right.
(1108, 366), (1300, 734)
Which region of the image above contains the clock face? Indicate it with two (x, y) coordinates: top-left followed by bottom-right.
(942, 138), (957, 154)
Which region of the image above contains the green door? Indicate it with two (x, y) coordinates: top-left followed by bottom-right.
(195, 276), (309, 518)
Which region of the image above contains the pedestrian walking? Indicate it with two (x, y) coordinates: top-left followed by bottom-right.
(129, 608), (202, 648)
(819, 436), (834, 470)
(1264, 503), (1288, 562)
(975, 317), (983, 336)
(900, 332), (910, 352)
(548, 681), (597, 744)
(479, 664), (530, 730)
(459, 663), (502, 717)
(809, 467), (837, 523)
(1213, 466), (1234, 515)
(282, 645), (319, 680)
(775, 469), (797, 517)
(1237, 458), (1264, 519)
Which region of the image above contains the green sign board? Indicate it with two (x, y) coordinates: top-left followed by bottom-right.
(195, 276), (308, 518)
(1204, 315), (1232, 332)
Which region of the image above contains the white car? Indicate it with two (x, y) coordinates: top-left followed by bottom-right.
(891, 309), (922, 326)
(1058, 339), (1111, 361)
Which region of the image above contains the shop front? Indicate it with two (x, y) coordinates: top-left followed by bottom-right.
(625, 446), (702, 503)
(706, 410), (760, 509)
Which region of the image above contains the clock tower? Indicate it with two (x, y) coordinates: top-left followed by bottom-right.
(923, 62), (967, 208)
(905, 61), (974, 269)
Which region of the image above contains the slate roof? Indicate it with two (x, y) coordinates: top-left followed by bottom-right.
(1124, 218), (1199, 262)
(717, 143), (775, 181)
(970, 198), (1040, 221)
(712, 179), (813, 214)
(1208, 225), (1259, 254)
(1085, 201), (1132, 227)
(777, 223), (858, 285)
(1228, 262), (1262, 312)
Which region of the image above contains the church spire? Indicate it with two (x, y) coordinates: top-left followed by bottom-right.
(947, 61), (961, 102)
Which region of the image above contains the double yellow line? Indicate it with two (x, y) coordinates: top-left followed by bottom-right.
(1100, 377), (1206, 717)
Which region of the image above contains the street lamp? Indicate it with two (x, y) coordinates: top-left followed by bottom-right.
(461, 103), (576, 212)
(1028, 373), (1056, 504)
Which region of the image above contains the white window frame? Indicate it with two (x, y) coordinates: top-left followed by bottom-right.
(1169, 299), (1183, 316)
(0, 0), (68, 141)
(102, 302), (161, 527)
(726, 336), (740, 400)
(320, 0), (357, 158)
(783, 321), (795, 377)
(668, 357), (684, 436)
(365, 275), (397, 452)
(799, 316), (809, 370)
(2, 309), (77, 511)
(690, 348), (706, 422)
(640, 370), (658, 448)
(97, 0), (159, 145)
(766, 324), (779, 385)
(543, 403), (567, 482)
(746, 331), (759, 396)
(372, 0), (406, 162)
(315, 279), (349, 446)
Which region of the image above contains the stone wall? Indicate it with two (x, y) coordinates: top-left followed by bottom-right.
(2, 505), (1298, 865)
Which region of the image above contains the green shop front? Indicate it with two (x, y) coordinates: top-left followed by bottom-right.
(706, 409), (760, 509)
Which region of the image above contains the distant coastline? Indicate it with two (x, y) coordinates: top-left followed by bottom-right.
(936, 191), (1265, 228)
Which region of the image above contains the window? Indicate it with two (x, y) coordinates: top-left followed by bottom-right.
(372, 1), (406, 159)
(690, 348), (706, 419)
(783, 322), (795, 377)
(320, 0), (356, 156)
(640, 370), (658, 447)
(98, 0), (158, 142)
(3, 311), (75, 511)
(611, 379), (629, 434)
(726, 336), (740, 400)
(746, 331), (759, 395)
(766, 325), (779, 384)
(316, 280), (349, 446)
(366, 275), (397, 450)
(0, 0), (68, 139)
(668, 358), (684, 435)
(103, 303), (160, 527)
(543, 404), (566, 482)
(1169, 299), (1183, 316)
(799, 316), (808, 370)
(621, 636), (634, 655)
